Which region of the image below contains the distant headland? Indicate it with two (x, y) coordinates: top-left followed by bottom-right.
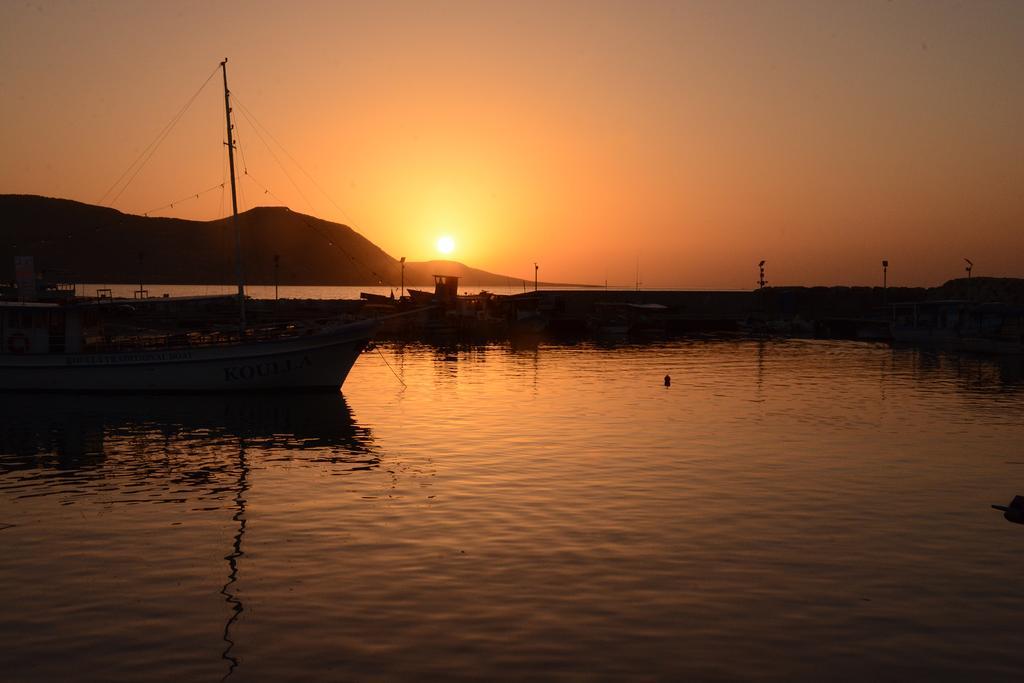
(0, 194), (580, 288)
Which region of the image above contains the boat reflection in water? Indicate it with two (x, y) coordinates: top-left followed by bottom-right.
(899, 347), (1024, 397)
(0, 391), (376, 682)
(0, 391), (377, 472)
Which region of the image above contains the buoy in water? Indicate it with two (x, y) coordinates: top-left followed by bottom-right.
(664, 374), (671, 387)
(992, 495), (1024, 524)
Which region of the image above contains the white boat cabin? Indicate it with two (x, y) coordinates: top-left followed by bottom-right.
(0, 301), (83, 355)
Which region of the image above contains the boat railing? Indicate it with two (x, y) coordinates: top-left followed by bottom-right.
(82, 318), (356, 353)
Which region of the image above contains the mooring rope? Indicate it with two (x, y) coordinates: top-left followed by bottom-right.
(374, 344), (407, 387)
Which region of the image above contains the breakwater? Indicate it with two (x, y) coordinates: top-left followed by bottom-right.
(105, 277), (1024, 344)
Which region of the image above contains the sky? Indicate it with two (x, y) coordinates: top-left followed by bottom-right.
(1, 0), (1022, 288)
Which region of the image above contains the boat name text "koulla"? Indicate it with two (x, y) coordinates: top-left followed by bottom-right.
(224, 355), (312, 382)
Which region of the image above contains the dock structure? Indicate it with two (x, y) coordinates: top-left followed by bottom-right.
(5, 276), (1022, 350)
(348, 278), (1023, 350)
(351, 285), (920, 342)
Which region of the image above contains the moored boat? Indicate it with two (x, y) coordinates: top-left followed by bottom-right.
(889, 300), (1024, 355)
(0, 300), (374, 391)
(1, 60), (376, 391)
(890, 300), (969, 346)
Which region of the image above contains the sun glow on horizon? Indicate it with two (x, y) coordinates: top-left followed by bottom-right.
(2, 3), (1023, 287)
(436, 235), (456, 255)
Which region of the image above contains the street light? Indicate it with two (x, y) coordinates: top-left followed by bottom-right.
(964, 258), (973, 279)
(882, 259), (888, 303)
(136, 251), (147, 300)
(273, 254), (280, 301)
(400, 256), (406, 299)
(758, 260), (767, 289)
(534, 263), (539, 292)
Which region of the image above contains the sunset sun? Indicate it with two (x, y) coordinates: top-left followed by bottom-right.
(435, 235), (455, 255)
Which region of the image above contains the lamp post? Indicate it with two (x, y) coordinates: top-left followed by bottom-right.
(758, 260), (767, 289)
(400, 256), (406, 299)
(882, 259), (888, 304)
(964, 258), (973, 301)
(136, 251), (146, 299)
(534, 263), (539, 292)
(273, 254), (280, 301)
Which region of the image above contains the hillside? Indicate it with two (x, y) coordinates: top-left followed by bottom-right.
(0, 195), (536, 287)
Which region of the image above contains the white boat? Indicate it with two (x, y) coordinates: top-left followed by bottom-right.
(0, 60), (376, 391)
(0, 300), (374, 391)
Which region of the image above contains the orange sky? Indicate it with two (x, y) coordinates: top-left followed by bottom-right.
(2, 1), (1022, 288)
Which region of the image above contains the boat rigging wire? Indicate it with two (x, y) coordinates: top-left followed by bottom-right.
(238, 168), (390, 285)
(232, 101), (317, 216)
(230, 95), (397, 286)
(12, 179), (212, 250)
(219, 142), (229, 216)
(239, 169), (283, 203)
(236, 168), (249, 213)
(232, 96), (361, 232)
(98, 64), (221, 208)
(232, 111), (253, 183)
(142, 182), (225, 216)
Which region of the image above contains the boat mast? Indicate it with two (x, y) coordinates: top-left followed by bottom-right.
(221, 58), (246, 331)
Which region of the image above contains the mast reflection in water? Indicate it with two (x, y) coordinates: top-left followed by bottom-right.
(0, 391), (377, 682)
(220, 439), (247, 682)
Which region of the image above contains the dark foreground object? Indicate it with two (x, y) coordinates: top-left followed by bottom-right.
(991, 495), (1024, 524)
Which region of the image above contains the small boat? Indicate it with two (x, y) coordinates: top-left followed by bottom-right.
(890, 300), (1024, 354)
(359, 291), (396, 305)
(958, 304), (1024, 355)
(889, 300), (969, 346)
(0, 60), (375, 392)
(587, 302), (668, 336)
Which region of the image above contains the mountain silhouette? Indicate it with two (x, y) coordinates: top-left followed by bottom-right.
(0, 195), (540, 287)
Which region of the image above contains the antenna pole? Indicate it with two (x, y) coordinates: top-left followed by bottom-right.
(221, 58), (246, 331)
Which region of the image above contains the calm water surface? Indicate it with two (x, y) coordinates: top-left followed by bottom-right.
(2, 340), (1023, 681)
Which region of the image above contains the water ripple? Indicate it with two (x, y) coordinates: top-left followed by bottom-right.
(2, 341), (1023, 680)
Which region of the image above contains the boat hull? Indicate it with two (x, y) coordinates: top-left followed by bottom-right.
(0, 320), (376, 392)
